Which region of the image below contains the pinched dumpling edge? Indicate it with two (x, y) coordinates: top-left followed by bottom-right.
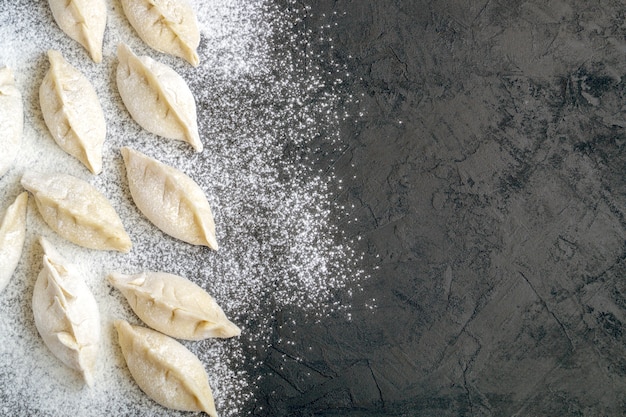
(21, 171), (132, 252)
(32, 237), (101, 386)
(40, 50), (106, 174)
(108, 271), (241, 340)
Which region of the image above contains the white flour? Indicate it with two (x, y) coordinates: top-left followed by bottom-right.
(0, 1), (361, 416)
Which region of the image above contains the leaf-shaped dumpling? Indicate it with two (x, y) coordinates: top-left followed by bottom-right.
(32, 237), (101, 386)
(109, 271), (240, 340)
(40, 50), (106, 174)
(21, 171), (132, 252)
(114, 320), (218, 416)
(116, 43), (202, 152)
(0, 67), (23, 177)
(0, 192), (28, 293)
(121, 147), (217, 249)
(120, 0), (200, 66)
(47, 0), (107, 63)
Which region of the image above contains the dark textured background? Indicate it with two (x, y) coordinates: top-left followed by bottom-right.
(256, 1), (626, 416)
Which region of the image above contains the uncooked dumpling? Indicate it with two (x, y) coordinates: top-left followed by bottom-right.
(0, 67), (23, 177)
(109, 271), (240, 340)
(32, 237), (101, 386)
(0, 192), (28, 293)
(40, 50), (106, 174)
(21, 171), (132, 252)
(114, 319), (218, 416)
(116, 43), (202, 152)
(120, 0), (200, 66)
(121, 147), (217, 249)
(47, 0), (107, 63)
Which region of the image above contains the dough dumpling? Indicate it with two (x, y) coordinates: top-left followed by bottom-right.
(32, 237), (101, 386)
(114, 320), (218, 416)
(120, 0), (200, 66)
(121, 147), (217, 249)
(47, 0), (107, 63)
(116, 43), (202, 152)
(0, 67), (23, 177)
(21, 171), (132, 252)
(109, 271), (240, 340)
(40, 50), (106, 174)
(0, 192), (28, 293)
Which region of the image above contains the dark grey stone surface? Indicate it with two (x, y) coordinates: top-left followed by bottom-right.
(256, 0), (626, 416)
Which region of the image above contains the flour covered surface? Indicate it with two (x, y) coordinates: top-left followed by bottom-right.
(0, 1), (361, 416)
(0, 67), (23, 177)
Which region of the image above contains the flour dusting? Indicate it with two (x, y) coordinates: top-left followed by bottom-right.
(0, 1), (360, 415)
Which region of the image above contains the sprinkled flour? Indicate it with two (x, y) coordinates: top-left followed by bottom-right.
(0, 1), (361, 416)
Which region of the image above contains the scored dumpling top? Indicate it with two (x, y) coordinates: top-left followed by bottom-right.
(120, 0), (200, 66)
(114, 320), (218, 416)
(47, 0), (107, 63)
(116, 43), (202, 152)
(40, 50), (106, 175)
(121, 147), (217, 249)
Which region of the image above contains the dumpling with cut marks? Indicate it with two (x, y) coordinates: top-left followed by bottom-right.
(48, 0), (107, 63)
(0, 67), (23, 177)
(40, 50), (106, 174)
(120, 0), (200, 66)
(121, 147), (217, 249)
(116, 43), (202, 152)
(114, 319), (218, 416)
(21, 171), (132, 252)
(109, 271), (240, 340)
(32, 237), (101, 386)
(0, 192), (28, 293)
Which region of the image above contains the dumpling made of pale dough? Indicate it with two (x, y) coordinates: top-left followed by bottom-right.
(0, 192), (28, 293)
(47, 0), (107, 63)
(116, 43), (202, 152)
(120, 0), (200, 66)
(32, 237), (101, 386)
(114, 319), (218, 417)
(40, 50), (106, 175)
(109, 271), (240, 340)
(21, 171), (132, 252)
(0, 67), (23, 177)
(121, 147), (217, 249)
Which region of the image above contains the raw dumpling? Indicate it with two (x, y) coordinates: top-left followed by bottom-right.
(120, 0), (200, 66)
(121, 147), (217, 249)
(109, 271), (240, 340)
(116, 43), (202, 152)
(21, 171), (132, 252)
(0, 192), (28, 293)
(32, 237), (101, 386)
(0, 67), (23, 177)
(40, 50), (106, 174)
(114, 320), (218, 416)
(47, 0), (107, 63)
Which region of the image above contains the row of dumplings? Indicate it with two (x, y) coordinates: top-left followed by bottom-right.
(1, 1), (236, 415)
(50, 0), (201, 66)
(2, 43), (201, 177)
